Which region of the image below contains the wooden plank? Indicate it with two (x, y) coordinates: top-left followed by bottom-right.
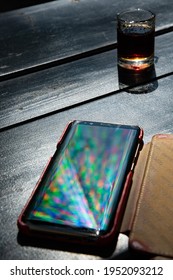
(0, 0), (173, 77)
(0, 73), (173, 259)
(0, 1), (53, 12)
(0, 31), (173, 130)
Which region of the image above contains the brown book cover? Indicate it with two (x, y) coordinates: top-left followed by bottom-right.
(128, 134), (173, 258)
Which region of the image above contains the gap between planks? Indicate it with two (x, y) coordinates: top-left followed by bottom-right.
(0, 26), (173, 83)
(0, 70), (173, 133)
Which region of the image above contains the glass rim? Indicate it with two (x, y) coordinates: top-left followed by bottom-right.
(117, 8), (155, 23)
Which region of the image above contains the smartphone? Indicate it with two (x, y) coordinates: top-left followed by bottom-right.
(18, 120), (143, 249)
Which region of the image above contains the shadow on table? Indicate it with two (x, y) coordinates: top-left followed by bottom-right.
(17, 231), (118, 258)
(17, 231), (151, 259)
(118, 64), (158, 94)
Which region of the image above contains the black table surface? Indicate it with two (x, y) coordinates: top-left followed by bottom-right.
(0, 0), (173, 260)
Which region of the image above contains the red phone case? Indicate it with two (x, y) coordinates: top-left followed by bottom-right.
(17, 120), (143, 255)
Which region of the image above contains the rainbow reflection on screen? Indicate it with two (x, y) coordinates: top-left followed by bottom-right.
(28, 121), (138, 233)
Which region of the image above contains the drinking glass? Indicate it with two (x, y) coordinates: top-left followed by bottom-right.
(117, 8), (155, 70)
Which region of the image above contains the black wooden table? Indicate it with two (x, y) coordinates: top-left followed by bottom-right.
(0, 0), (173, 260)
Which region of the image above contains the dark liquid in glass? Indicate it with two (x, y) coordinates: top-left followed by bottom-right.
(118, 25), (154, 60)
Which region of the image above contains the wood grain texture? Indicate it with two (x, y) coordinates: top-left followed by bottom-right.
(0, 74), (173, 259)
(0, 0), (173, 77)
(0, 32), (173, 130)
(1, 0), (173, 261)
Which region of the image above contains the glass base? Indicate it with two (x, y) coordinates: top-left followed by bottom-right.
(118, 63), (158, 94)
(118, 56), (154, 71)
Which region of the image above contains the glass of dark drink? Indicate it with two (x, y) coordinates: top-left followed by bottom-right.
(117, 9), (155, 70)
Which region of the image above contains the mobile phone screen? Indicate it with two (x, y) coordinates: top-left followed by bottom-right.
(25, 121), (140, 236)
